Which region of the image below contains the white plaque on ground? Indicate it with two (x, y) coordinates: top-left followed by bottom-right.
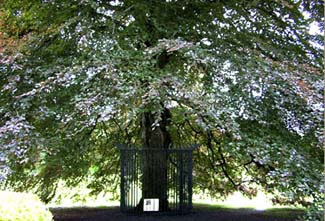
(143, 198), (159, 211)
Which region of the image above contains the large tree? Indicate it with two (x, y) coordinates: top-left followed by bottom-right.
(0, 0), (323, 218)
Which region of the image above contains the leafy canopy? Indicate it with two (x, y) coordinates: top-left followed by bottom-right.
(0, 0), (323, 218)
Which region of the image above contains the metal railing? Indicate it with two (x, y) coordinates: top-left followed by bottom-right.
(117, 144), (199, 214)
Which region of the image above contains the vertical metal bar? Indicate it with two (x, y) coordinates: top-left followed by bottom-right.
(167, 152), (170, 210)
(175, 151), (177, 211)
(131, 150), (134, 209)
(127, 150), (130, 210)
(126, 151), (128, 210)
(179, 151), (184, 212)
(133, 150), (136, 209)
(138, 150), (140, 207)
(150, 150), (152, 200)
(159, 149), (161, 211)
(129, 150), (131, 209)
(172, 151), (174, 211)
(135, 150), (137, 209)
(131, 150), (133, 209)
(188, 151), (193, 210)
(175, 152), (177, 210)
(155, 150), (158, 210)
(128, 150), (130, 210)
(133, 150), (135, 209)
(156, 150), (158, 208)
(171, 151), (173, 210)
(173, 152), (178, 210)
(120, 149), (125, 212)
(125, 150), (128, 210)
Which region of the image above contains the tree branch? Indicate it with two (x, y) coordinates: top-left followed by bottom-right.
(208, 131), (240, 188)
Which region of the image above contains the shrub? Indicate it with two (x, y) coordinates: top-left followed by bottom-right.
(0, 191), (53, 221)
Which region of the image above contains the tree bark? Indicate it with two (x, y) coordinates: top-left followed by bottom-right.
(137, 107), (171, 212)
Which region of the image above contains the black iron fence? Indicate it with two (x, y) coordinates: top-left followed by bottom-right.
(117, 144), (199, 214)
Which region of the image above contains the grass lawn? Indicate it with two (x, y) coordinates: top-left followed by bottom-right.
(50, 203), (305, 221)
(193, 203), (305, 219)
(49, 190), (306, 220)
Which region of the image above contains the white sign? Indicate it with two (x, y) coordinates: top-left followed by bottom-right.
(143, 198), (159, 212)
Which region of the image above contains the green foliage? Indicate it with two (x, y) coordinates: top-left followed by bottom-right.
(298, 191), (324, 221)
(0, 0), (323, 219)
(0, 191), (53, 221)
(49, 180), (119, 206)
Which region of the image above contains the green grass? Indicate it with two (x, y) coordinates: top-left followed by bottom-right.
(50, 203), (305, 220)
(194, 202), (246, 210)
(193, 191), (306, 211)
(47, 183), (306, 220)
(264, 207), (306, 218)
(193, 202), (305, 218)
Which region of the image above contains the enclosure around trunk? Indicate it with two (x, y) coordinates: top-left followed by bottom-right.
(117, 144), (199, 215)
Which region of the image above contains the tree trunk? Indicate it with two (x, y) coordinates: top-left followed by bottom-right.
(137, 107), (171, 212)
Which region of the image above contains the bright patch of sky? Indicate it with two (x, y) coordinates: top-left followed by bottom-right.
(96, 7), (114, 17)
(125, 15), (135, 26)
(201, 38), (212, 46)
(309, 21), (322, 35)
(300, 9), (323, 50)
(109, 0), (123, 6)
(302, 11), (322, 35)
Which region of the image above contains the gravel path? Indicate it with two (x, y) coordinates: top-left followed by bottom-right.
(51, 206), (303, 221)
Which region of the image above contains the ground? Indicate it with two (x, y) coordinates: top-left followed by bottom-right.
(51, 205), (304, 221)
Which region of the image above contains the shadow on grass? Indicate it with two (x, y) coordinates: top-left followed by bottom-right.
(195, 203), (305, 216)
(50, 206), (119, 220)
(50, 203), (305, 221)
(263, 208), (305, 219)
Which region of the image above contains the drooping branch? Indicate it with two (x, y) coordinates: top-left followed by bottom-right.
(244, 153), (275, 173)
(206, 131), (223, 168)
(111, 117), (132, 145)
(208, 132), (240, 188)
